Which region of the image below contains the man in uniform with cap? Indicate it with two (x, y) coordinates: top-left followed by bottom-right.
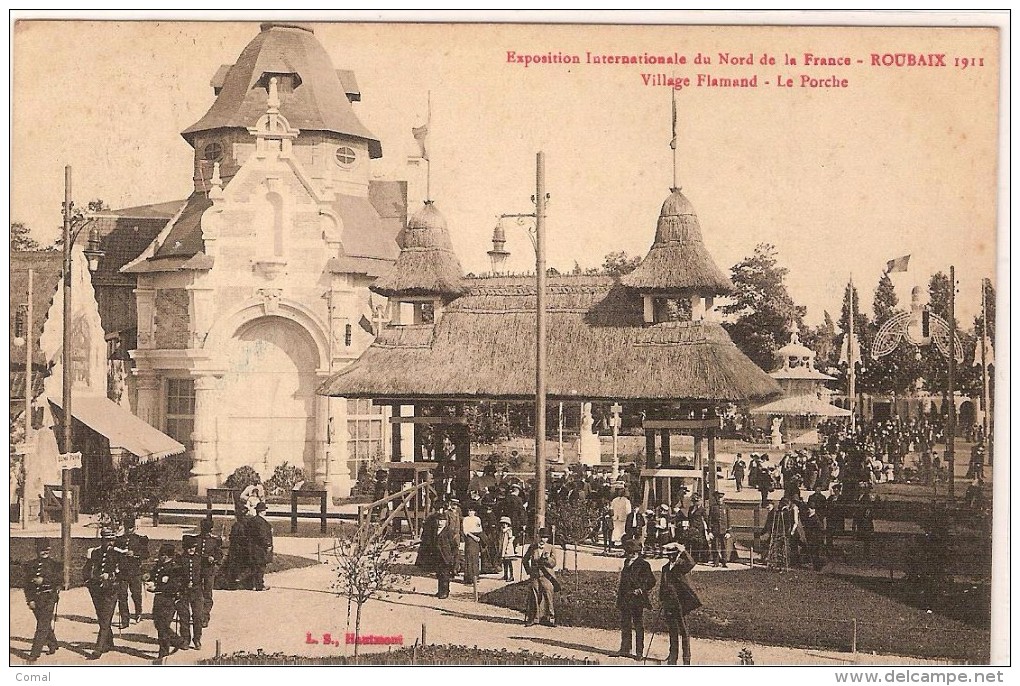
(659, 542), (702, 665)
(707, 491), (729, 567)
(83, 527), (122, 658)
(178, 535), (205, 650)
(249, 501), (274, 591)
(522, 528), (559, 626)
(22, 538), (61, 662)
(196, 518), (222, 626)
(616, 537), (656, 659)
(145, 543), (184, 663)
(115, 516), (149, 626)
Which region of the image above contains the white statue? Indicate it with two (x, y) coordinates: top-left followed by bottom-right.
(576, 402), (603, 467)
(771, 417), (784, 448)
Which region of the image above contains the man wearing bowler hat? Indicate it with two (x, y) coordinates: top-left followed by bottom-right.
(616, 537), (656, 659)
(22, 538), (61, 662)
(659, 542), (702, 665)
(84, 527), (122, 659)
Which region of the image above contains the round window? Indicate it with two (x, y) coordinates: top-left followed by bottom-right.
(203, 142), (223, 162)
(334, 146), (356, 166)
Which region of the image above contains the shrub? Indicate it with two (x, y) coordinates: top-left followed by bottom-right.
(223, 465), (262, 491)
(265, 462), (305, 496)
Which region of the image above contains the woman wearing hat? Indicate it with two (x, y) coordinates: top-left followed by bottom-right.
(522, 528), (559, 626)
(498, 516), (517, 582)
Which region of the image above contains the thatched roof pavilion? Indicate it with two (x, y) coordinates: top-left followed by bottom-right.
(321, 274), (779, 402)
(620, 188), (734, 295)
(369, 201), (467, 299)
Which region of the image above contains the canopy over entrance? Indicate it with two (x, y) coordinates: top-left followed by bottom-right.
(49, 396), (184, 462)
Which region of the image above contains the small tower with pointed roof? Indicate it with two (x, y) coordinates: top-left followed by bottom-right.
(621, 187), (734, 324)
(370, 201), (466, 325)
(487, 222), (510, 275)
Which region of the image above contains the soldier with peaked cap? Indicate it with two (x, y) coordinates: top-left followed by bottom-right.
(22, 538), (61, 662)
(84, 527), (122, 659)
(177, 534), (205, 650)
(659, 542), (702, 665)
(145, 542), (184, 664)
(196, 518), (222, 625)
(115, 515), (149, 626)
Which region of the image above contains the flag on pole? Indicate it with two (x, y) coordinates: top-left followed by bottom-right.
(885, 255), (910, 273)
(412, 94), (431, 161)
(839, 331), (862, 367)
(669, 89), (678, 150)
(973, 336), (995, 368)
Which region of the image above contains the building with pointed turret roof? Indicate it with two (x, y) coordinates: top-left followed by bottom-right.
(105, 23), (411, 497)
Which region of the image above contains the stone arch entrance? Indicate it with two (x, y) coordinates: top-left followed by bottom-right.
(958, 400), (976, 433)
(216, 316), (320, 482)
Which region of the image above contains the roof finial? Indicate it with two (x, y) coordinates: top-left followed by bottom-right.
(411, 91), (432, 202)
(789, 321), (801, 345)
(267, 76), (280, 113)
(669, 87), (680, 192)
(209, 162), (224, 199)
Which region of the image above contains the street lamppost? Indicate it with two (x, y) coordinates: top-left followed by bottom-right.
(60, 165), (105, 588)
(871, 274), (962, 499)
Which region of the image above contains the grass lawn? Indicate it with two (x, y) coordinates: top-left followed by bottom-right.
(202, 645), (598, 665)
(9, 537), (317, 590)
(481, 568), (989, 662)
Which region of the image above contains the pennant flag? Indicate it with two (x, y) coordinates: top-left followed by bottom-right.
(358, 314), (374, 336)
(839, 331), (862, 367)
(412, 93), (431, 161)
(669, 89), (678, 150)
(885, 255), (910, 273)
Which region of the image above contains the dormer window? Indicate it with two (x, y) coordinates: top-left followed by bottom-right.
(256, 72), (301, 94)
(334, 146), (356, 166)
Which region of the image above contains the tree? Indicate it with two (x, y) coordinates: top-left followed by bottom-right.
(331, 531), (410, 660)
(93, 457), (189, 527)
(799, 311), (836, 371)
(10, 221), (41, 251)
(51, 198), (109, 249)
(720, 243), (806, 371)
(546, 498), (601, 590)
(597, 251), (643, 277)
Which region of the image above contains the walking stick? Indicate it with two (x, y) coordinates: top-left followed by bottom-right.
(642, 609), (664, 663)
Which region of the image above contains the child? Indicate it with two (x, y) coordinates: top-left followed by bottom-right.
(601, 506), (613, 554)
(498, 516), (517, 582)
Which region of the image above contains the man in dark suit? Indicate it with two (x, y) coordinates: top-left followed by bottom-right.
(22, 538), (61, 662)
(249, 502), (274, 591)
(616, 538), (656, 659)
(84, 527), (122, 659)
(177, 535), (205, 650)
(434, 516), (458, 599)
(196, 518), (222, 626)
(115, 516), (149, 626)
(624, 503), (646, 545)
(659, 542), (702, 665)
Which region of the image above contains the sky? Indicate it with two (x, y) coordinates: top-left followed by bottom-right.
(10, 16), (1004, 328)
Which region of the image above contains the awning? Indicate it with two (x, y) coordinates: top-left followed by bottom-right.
(49, 396), (185, 462)
(749, 394), (852, 417)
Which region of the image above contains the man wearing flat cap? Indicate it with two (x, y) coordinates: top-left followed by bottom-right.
(22, 538), (61, 662)
(616, 537), (656, 659)
(659, 542), (702, 665)
(83, 527), (122, 658)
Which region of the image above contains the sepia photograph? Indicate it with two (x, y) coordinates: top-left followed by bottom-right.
(7, 11), (1008, 674)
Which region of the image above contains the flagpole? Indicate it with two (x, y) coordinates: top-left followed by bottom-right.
(980, 278), (991, 464)
(670, 88), (679, 189)
(947, 265), (956, 499)
(426, 91), (432, 202)
(848, 276), (856, 433)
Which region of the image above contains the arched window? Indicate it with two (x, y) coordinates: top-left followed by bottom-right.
(203, 142), (223, 163)
(334, 146), (356, 166)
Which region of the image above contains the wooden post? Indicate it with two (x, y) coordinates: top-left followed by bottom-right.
(707, 429), (718, 496)
(947, 265), (956, 499)
(291, 491), (298, 534)
(320, 491), (328, 534)
(645, 429), (656, 468)
(660, 428), (671, 467)
(850, 618), (858, 653)
(421, 623), (427, 646)
(391, 402), (402, 462)
(752, 505), (761, 568)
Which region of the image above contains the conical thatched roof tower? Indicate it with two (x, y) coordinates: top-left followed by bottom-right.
(370, 201), (466, 300)
(620, 187), (733, 295)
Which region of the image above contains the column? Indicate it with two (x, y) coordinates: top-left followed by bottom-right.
(645, 429), (656, 469)
(400, 405), (415, 461)
(134, 373), (161, 428)
(707, 430), (718, 496)
(391, 403), (402, 462)
(659, 428), (671, 467)
(323, 396), (351, 499)
(190, 374), (221, 496)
